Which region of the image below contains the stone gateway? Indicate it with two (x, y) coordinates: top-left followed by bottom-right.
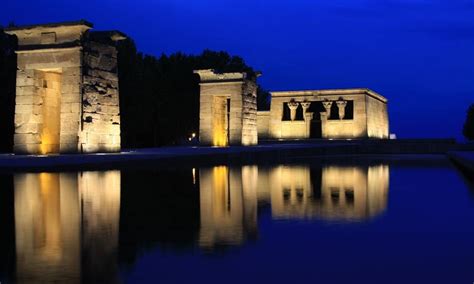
(5, 20), (125, 154)
(194, 69), (259, 146)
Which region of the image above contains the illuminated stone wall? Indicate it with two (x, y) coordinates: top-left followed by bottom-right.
(81, 38), (121, 153)
(265, 89), (389, 140)
(194, 69), (259, 146)
(366, 95), (390, 139)
(257, 111), (270, 139)
(5, 21), (124, 154)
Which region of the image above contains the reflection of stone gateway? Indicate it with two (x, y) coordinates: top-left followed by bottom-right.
(13, 171), (121, 283)
(198, 164), (389, 248)
(198, 166), (258, 249)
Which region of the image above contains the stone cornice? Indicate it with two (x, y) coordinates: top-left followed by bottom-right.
(270, 88), (388, 103)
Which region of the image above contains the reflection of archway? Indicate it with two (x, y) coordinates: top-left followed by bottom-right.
(13, 171), (121, 283)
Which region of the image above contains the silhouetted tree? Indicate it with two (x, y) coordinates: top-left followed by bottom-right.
(463, 104), (474, 141)
(257, 86), (271, 111)
(0, 29), (17, 153)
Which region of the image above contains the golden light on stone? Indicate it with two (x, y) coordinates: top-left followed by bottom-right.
(263, 89), (389, 140)
(194, 69), (258, 147)
(212, 96), (229, 147)
(38, 71), (62, 155)
(5, 21), (124, 154)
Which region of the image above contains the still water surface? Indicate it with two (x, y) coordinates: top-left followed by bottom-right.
(1, 157), (473, 283)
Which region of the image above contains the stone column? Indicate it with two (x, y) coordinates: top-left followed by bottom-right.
(336, 100), (347, 120)
(288, 101), (299, 121)
(301, 101), (311, 120)
(320, 111), (328, 138)
(322, 100), (333, 118)
(305, 112), (313, 137)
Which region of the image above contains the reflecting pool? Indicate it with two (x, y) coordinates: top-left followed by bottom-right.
(1, 157), (473, 283)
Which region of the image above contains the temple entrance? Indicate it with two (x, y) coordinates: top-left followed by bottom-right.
(37, 70), (62, 154)
(211, 96), (230, 147)
(309, 101), (325, 138)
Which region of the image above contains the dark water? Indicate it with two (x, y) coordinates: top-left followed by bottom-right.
(1, 157), (474, 284)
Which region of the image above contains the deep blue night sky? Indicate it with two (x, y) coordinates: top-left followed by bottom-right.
(2, 0), (473, 139)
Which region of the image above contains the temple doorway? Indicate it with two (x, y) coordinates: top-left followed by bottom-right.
(37, 70), (62, 154)
(309, 101), (325, 138)
(212, 96), (230, 147)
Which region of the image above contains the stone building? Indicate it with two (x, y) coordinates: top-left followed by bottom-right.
(194, 69), (259, 146)
(5, 20), (125, 154)
(259, 88), (389, 140)
(195, 70), (389, 145)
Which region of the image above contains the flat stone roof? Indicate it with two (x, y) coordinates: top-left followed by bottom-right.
(4, 20), (93, 32)
(270, 88), (388, 103)
(194, 69), (248, 82)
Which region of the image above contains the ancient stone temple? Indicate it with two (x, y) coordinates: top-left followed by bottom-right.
(258, 88), (389, 140)
(196, 70), (389, 145)
(5, 20), (125, 154)
(194, 69), (259, 146)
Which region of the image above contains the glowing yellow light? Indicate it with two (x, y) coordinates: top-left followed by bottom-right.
(192, 133), (196, 138)
(212, 97), (228, 147)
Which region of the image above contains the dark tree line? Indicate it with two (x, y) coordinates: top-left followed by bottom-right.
(0, 30), (270, 152)
(464, 104), (474, 141)
(0, 29), (16, 153)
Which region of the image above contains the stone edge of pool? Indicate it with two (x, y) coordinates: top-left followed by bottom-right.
(0, 139), (473, 172)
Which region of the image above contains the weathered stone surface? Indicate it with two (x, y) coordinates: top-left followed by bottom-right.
(6, 21), (124, 154)
(266, 89), (389, 140)
(194, 69), (259, 146)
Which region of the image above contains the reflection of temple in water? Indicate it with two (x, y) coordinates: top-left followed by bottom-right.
(13, 171), (121, 284)
(10, 164), (389, 273)
(199, 166), (258, 249)
(199, 164), (389, 248)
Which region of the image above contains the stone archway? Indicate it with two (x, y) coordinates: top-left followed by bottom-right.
(194, 69), (260, 146)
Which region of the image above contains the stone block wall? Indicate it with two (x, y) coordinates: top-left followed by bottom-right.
(6, 21), (124, 154)
(366, 95), (389, 139)
(240, 80), (258, 146)
(80, 40), (121, 153)
(198, 82), (243, 146)
(320, 94), (368, 139)
(257, 111), (270, 139)
(13, 49), (82, 154)
(195, 70), (259, 146)
(280, 121), (307, 139)
(267, 89), (388, 140)
(268, 96), (286, 138)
